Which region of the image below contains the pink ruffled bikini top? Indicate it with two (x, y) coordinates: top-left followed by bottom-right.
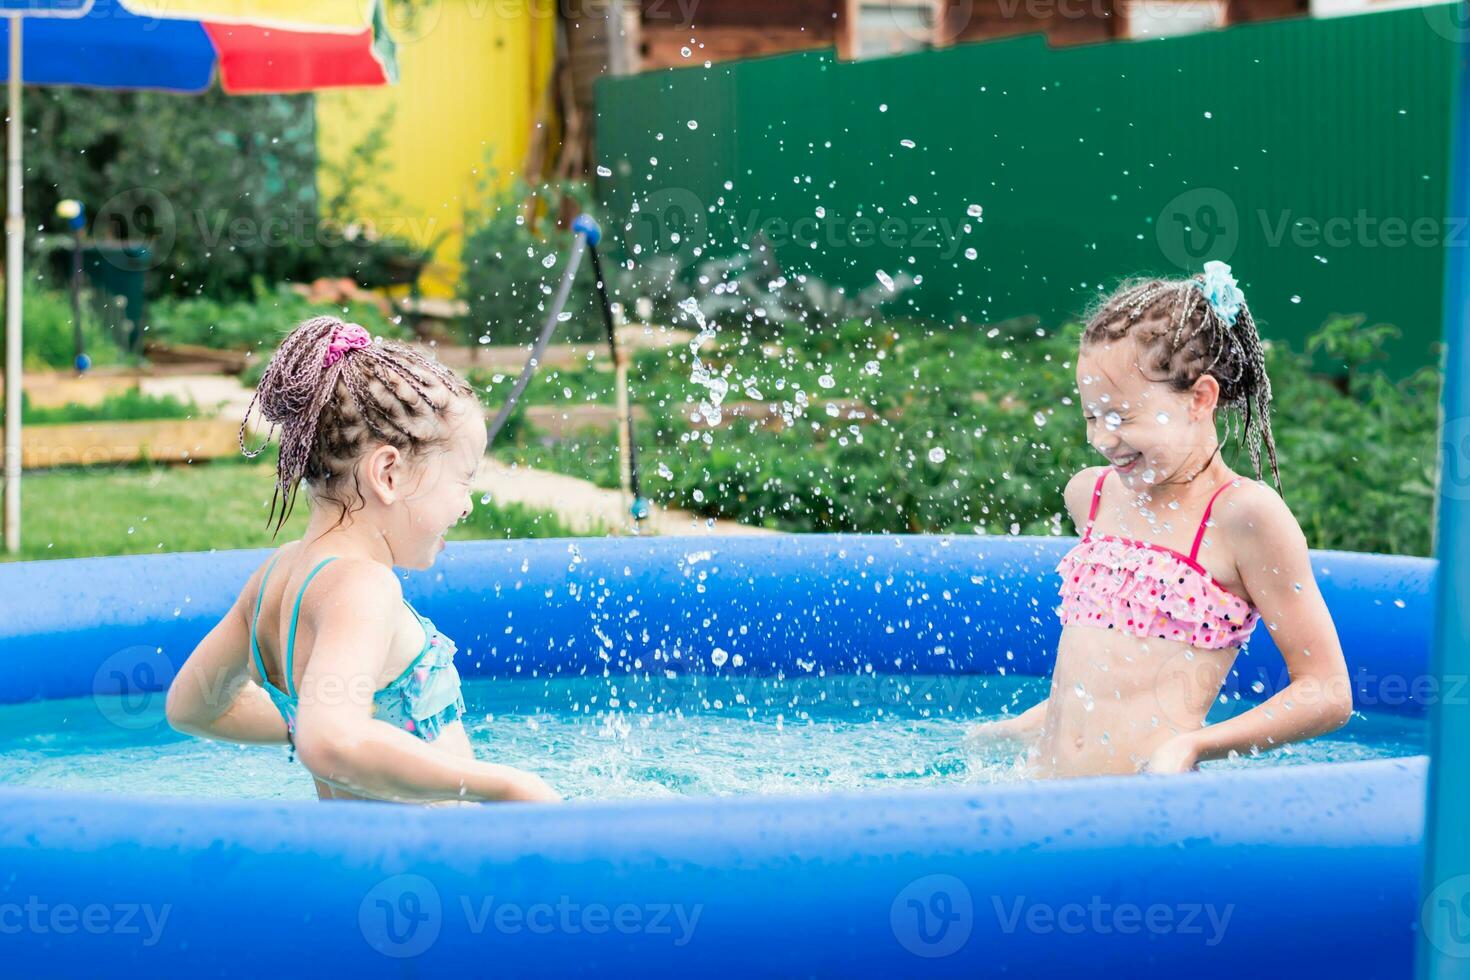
(1056, 471), (1260, 650)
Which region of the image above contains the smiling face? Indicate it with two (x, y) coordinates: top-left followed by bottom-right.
(376, 396), (487, 570)
(1076, 335), (1220, 492)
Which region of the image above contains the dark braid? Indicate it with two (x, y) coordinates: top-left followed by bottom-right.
(1083, 272), (1280, 491)
(239, 315), (477, 536)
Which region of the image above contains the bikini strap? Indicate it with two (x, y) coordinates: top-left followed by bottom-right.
(249, 550), (285, 686)
(1081, 470), (1109, 541)
(1189, 479), (1237, 562)
(283, 557), (339, 698)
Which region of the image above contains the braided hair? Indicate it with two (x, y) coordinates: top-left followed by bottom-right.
(1083, 271), (1280, 491)
(239, 315), (476, 536)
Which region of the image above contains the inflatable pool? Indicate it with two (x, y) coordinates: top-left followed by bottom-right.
(0, 535), (1433, 976)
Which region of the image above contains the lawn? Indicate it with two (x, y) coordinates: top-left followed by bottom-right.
(2, 456), (589, 563)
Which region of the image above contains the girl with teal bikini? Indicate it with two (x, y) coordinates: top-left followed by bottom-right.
(166, 317), (559, 804)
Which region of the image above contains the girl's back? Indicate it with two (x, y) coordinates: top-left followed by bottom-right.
(166, 317), (555, 805)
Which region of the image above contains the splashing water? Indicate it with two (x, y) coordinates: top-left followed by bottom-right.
(679, 297), (729, 426)
(0, 675), (1418, 800)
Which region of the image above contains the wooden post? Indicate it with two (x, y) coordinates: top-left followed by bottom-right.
(612, 302), (634, 529)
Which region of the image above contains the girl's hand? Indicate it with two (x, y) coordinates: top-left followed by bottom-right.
(1144, 735), (1201, 775)
(963, 719), (1019, 747)
(963, 717), (1033, 749)
(964, 700), (1049, 750)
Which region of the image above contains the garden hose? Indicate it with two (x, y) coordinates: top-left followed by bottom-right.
(483, 221), (592, 446)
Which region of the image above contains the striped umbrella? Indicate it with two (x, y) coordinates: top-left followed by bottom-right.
(0, 0), (398, 551)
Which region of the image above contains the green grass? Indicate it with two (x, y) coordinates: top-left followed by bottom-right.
(22, 389), (201, 426)
(2, 456), (591, 563)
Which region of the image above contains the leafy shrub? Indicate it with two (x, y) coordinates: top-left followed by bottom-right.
(496, 313), (1439, 556)
(20, 284), (140, 371)
(459, 179), (603, 346)
(626, 234), (915, 336)
(149, 280), (409, 357)
(22, 388), (198, 425)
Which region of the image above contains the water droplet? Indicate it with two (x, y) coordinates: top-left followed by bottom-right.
(818, 374), (836, 389)
(900, 139), (916, 149)
(595, 165), (612, 177)
(815, 205), (826, 218)
(964, 247), (978, 260)
(1290, 295), (1302, 304)
(1032, 411), (1047, 428)
(928, 447), (947, 464)
(875, 270), (895, 292)
(1103, 411), (1122, 431)
(687, 119), (698, 130)
(1155, 412), (1170, 425)
(879, 103), (888, 112)
(711, 648), (729, 667)
(541, 254), (556, 268)
(967, 204), (984, 219)
(680, 45), (692, 57)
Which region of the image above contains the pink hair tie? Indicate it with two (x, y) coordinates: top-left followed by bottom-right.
(323, 322), (372, 368)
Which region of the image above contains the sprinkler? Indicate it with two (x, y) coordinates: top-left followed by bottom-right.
(576, 214), (649, 530)
(483, 211), (650, 532)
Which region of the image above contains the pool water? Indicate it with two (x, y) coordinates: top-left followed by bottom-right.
(0, 675), (1425, 800)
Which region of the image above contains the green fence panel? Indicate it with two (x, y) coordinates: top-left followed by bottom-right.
(595, 7), (1456, 374)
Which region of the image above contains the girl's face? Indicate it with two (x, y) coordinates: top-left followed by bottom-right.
(386, 399), (487, 570)
(1075, 337), (1219, 493)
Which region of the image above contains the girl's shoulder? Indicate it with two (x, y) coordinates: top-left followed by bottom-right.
(1063, 465), (1110, 522)
(250, 542), (404, 616)
(1210, 474), (1303, 546)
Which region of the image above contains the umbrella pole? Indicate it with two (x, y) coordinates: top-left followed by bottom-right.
(4, 16), (20, 555)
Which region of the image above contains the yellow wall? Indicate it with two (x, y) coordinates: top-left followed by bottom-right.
(315, 0), (557, 298)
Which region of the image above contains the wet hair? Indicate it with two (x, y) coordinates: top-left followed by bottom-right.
(238, 315), (477, 536)
(1082, 274), (1280, 491)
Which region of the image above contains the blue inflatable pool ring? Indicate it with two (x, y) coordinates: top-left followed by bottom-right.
(0, 535), (1434, 977)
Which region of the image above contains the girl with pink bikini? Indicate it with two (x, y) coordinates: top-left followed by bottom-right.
(967, 263), (1354, 777)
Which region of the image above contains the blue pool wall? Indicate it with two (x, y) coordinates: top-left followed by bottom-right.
(0, 535), (1437, 977)
(0, 535), (1436, 713)
(0, 757), (1424, 978)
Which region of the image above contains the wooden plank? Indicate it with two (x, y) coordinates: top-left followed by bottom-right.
(642, 25), (833, 69)
(0, 371), (140, 409)
(639, 0), (838, 29)
(8, 418), (242, 469)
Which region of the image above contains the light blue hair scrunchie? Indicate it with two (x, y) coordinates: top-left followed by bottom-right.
(1196, 260), (1244, 327)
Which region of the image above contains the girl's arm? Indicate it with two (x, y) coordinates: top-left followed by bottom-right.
(165, 569), (290, 745)
(290, 562), (559, 804)
(1147, 485), (1353, 773)
(965, 466), (1103, 748)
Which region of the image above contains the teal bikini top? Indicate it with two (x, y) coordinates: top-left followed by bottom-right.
(249, 553), (465, 748)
